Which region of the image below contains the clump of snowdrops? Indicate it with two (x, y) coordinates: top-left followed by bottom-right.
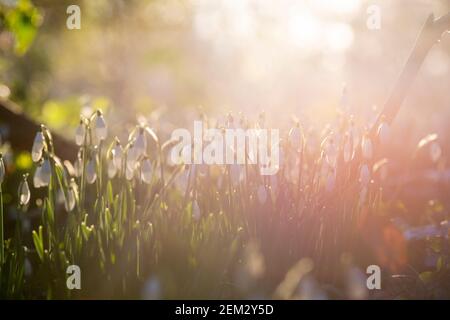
(0, 106), (448, 299)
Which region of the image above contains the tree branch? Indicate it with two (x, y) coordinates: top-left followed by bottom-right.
(371, 12), (450, 134)
(0, 98), (78, 160)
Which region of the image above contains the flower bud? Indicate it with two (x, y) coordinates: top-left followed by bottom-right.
(140, 158), (152, 184)
(18, 175), (31, 206)
(86, 158), (97, 184)
(31, 131), (45, 162)
(75, 120), (86, 146)
(94, 110), (107, 141)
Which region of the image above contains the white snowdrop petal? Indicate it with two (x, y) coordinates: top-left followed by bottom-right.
(31, 132), (45, 162)
(126, 166), (135, 180)
(86, 160), (97, 184)
(40, 159), (51, 186)
(65, 188), (76, 212)
(75, 124), (86, 146)
(112, 144), (123, 170)
(95, 115), (107, 140)
(135, 132), (147, 157)
(141, 159), (152, 184)
(19, 179), (31, 206)
(107, 160), (117, 178)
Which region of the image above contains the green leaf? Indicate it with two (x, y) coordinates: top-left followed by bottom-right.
(32, 226), (44, 262)
(5, 0), (42, 55)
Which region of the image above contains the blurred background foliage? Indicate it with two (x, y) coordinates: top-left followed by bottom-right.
(0, 0), (449, 143)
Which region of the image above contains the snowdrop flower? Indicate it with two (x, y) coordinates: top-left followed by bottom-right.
(74, 155), (82, 178)
(140, 158), (152, 184)
(126, 165), (135, 181)
(86, 158), (97, 184)
(34, 158), (51, 188)
(430, 142), (442, 163)
(40, 158), (51, 186)
(361, 135), (373, 159)
(0, 153), (5, 184)
(107, 158), (117, 179)
(112, 138), (123, 170)
(359, 164), (371, 186)
(192, 200), (201, 221)
(377, 121), (390, 146)
(33, 164), (43, 188)
(134, 128), (147, 158)
(64, 180), (77, 212)
(257, 185), (267, 204)
(18, 174), (31, 206)
(75, 120), (86, 146)
(127, 144), (139, 171)
(94, 110), (107, 141)
(31, 131), (45, 162)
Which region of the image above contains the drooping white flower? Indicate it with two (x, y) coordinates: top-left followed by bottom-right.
(64, 180), (77, 212)
(377, 122), (390, 146)
(0, 154), (5, 184)
(257, 185), (267, 204)
(86, 158), (97, 184)
(94, 110), (107, 141)
(126, 144), (139, 171)
(140, 158), (152, 184)
(75, 121), (86, 146)
(18, 175), (31, 206)
(107, 158), (117, 178)
(192, 200), (201, 221)
(74, 155), (82, 178)
(359, 164), (371, 186)
(125, 165), (135, 181)
(33, 165), (43, 188)
(134, 128), (147, 158)
(31, 131), (45, 162)
(361, 135), (373, 159)
(112, 139), (123, 170)
(40, 158), (51, 187)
